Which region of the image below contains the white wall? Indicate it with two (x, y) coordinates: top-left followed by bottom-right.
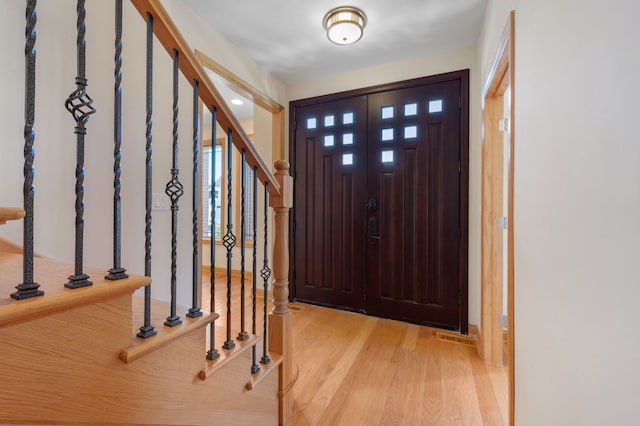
(0, 1), (285, 310)
(287, 45), (483, 326)
(479, 0), (640, 424)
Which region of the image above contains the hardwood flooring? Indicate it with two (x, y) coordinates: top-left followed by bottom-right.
(289, 303), (507, 426)
(200, 273), (508, 425)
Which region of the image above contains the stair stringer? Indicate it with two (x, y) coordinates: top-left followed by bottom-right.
(0, 292), (279, 425)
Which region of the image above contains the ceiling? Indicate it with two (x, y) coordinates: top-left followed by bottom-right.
(180, 0), (487, 84)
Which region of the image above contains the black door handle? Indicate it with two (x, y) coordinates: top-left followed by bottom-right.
(368, 217), (381, 243)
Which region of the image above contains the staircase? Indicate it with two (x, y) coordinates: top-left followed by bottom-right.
(0, 1), (293, 425)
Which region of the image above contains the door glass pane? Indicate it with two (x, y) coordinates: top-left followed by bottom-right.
(381, 150), (394, 163)
(306, 117), (317, 129)
(342, 153), (354, 165)
(203, 144), (222, 239)
(404, 125), (417, 139)
(343, 112), (354, 125)
(428, 99), (443, 113)
(381, 128), (394, 142)
(343, 133), (354, 145)
(324, 115), (335, 127)
(324, 135), (335, 147)
(381, 106), (394, 119)
(404, 103), (418, 116)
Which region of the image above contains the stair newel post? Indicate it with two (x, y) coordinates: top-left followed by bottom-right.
(106, 0), (128, 281)
(269, 160), (294, 424)
(137, 12), (156, 339)
(206, 106), (220, 360)
(65, 0), (96, 289)
(12, 0), (44, 300)
(222, 129), (236, 350)
(187, 79), (202, 319)
(237, 149), (249, 341)
(164, 49), (183, 328)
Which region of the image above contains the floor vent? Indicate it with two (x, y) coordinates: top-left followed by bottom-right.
(436, 331), (477, 348)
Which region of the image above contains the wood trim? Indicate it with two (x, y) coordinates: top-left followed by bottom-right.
(198, 334), (262, 380)
(507, 12), (516, 426)
(0, 207), (25, 225)
(481, 11), (515, 426)
(120, 312), (219, 363)
(195, 50), (283, 114)
(129, 0), (280, 196)
(0, 252), (150, 328)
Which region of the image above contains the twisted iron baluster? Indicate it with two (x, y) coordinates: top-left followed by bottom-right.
(251, 166), (259, 374)
(106, 0), (127, 281)
(164, 49), (183, 327)
(65, 0), (95, 289)
(187, 79), (202, 319)
(237, 150), (249, 341)
(12, 0), (43, 300)
(137, 12), (156, 338)
(206, 106), (220, 360)
(222, 129), (236, 350)
(260, 182), (271, 364)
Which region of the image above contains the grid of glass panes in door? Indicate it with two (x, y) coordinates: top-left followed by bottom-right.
(306, 111), (357, 166)
(378, 98), (444, 164)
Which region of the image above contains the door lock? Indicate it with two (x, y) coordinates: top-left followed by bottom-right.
(368, 217), (382, 243)
(366, 198), (377, 211)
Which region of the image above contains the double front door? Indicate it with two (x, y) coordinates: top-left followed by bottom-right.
(291, 72), (468, 331)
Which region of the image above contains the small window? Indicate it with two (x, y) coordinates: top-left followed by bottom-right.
(342, 153), (354, 165)
(324, 115), (335, 127)
(428, 99), (443, 113)
(381, 128), (394, 142)
(343, 112), (354, 125)
(306, 117), (317, 130)
(343, 133), (354, 145)
(381, 106), (394, 119)
(324, 135), (335, 147)
(381, 150), (394, 163)
(404, 125), (417, 139)
(404, 103), (418, 116)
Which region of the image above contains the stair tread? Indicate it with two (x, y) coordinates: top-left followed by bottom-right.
(199, 334), (263, 380)
(0, 251), (150, 327)
(0, 207), (25, 225)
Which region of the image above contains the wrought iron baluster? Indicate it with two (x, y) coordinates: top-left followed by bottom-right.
(237, 150), (249, 341)
(222, 129), (236, 350)
(137, 12), (156, 339)
(164, 49), (183, 327)
(260, 182), (271, 365)
(206, 106), (220, 360)
(65, 0), (96, 289)
(251, 166), (259, 374)
(106, 0), (127, 281)
(187, 79), (202, 319)
(12, 0), (43, 300)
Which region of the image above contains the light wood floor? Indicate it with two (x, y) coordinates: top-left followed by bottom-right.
(288, 303), (507, 426)
(200, 273), (507, 425)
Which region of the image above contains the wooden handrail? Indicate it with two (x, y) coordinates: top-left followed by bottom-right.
(129, 0), (280, 196)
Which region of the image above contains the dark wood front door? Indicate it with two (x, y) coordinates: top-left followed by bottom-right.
(291, 71), (468, 331)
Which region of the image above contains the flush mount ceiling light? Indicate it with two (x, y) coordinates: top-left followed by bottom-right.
(323, 6), (367, 45)
(231, 99), (244, 105)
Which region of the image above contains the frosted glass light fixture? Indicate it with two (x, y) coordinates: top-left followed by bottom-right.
(323, 6), (367, 45)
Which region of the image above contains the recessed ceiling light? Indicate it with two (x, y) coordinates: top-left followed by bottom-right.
(323, 6), (367, 45)
(231, 99), (244, 105)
